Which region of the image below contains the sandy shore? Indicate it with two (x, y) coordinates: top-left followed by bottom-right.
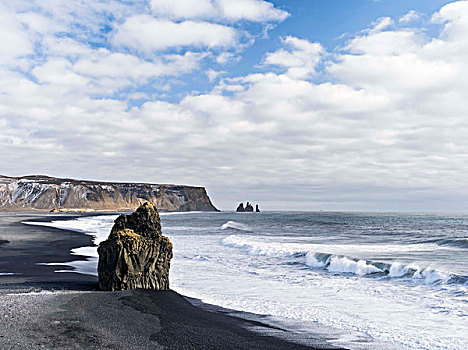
(0, 214), (344, 350)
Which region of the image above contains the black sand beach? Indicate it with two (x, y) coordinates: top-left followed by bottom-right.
(0, 214), (344, 350)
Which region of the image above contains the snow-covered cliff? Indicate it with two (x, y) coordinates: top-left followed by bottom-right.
(0, 175), (218, 212)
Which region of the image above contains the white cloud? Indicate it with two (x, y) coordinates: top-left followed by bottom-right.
(216, 52), (238, 64)
(432, 0), (468, 44)
(206, 69), (226, 81)
(344, 31), (423, 56)
(73, 50), (202, 80)
(32, 58), (91, 87)
(150, 0), (216, 19)
(216, 0), (289, 22)
(16, 11), (67, 35)
(0, 5), (34, 65)
(3, 2), (468, 210)
(368, 16), (394, 33)
(28, 48), (204, 96)
(150, 0), (289, 22)
(399, 10), (420, 23)
(264, 36), (325, 78)
(112, 15), (238, 52)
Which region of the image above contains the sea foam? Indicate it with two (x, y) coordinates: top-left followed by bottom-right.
(221, 221), (252, 232)
(221, 234), (460, 285)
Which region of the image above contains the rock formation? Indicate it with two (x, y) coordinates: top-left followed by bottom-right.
(255, 204), (260, 212)
(0, 175), (218, 212)
(236, 202), (257, 212)
(97, 202), (173, 291)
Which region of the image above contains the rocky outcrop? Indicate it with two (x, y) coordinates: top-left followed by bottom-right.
(236, 202), (257, 212)
(97, 202), (172, 291)
(255, 204), (260, 212)
(0, 175), (218, 212)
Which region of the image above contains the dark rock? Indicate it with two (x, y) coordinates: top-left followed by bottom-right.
(236, 202), (259, 212)
(0, 239), (9, 246)
(255, 204), (260, 212)
(97, 202), (173, 291)
(236, 203), (245, 212)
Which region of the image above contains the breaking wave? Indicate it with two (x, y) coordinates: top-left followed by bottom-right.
(220, 221), (252, 232)
(221, 235), (466, 285)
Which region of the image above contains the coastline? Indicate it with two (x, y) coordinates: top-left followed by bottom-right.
(0, 213), (344, 350)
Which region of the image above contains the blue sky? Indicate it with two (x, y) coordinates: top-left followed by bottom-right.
(119, 0), (456, 108)
(161, 0), (456, 100)
(232, 0), (451, 65)
(1, 0), (468, 211)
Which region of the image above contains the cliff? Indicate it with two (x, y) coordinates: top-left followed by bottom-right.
(0, 175), (218, 212)
(98, 202), (172, 291)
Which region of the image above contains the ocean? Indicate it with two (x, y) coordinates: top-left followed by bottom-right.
(25, 211), (468, 350)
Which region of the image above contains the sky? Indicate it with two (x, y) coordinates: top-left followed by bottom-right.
(1, 0), (468, 211)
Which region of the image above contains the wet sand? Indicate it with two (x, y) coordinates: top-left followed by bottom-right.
(0, 214), (344, 350)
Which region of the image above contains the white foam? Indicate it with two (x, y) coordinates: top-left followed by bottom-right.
(222, 234), (302, 257)
(0, 272), (20, 276)
(172, 232), (468, 350)
(415, 268), (451, 284)
(37, 259), (98, 276)
(7, 290), (56, 296)
(23, 214), (118, 247)
(305, 252), (328, 268)
(327, 256), (381, 276)
(388, 263), (409, 277)
(25, 215), (117, 275)
(221, 235), (459, 284)
(221, 221), (252, 232)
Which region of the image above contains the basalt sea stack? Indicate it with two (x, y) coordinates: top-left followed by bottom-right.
(97, 202), (172, 291)
(236, 202), (259, 212)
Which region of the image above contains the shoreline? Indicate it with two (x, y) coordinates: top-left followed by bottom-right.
(0, 213), (344, 350)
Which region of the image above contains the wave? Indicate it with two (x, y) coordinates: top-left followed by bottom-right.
(221, 235), (466, 285)
(419, 237), (468, 249)
(304, 252), (458, 284)
(439, 238), (468, 249)
(220, 221), (252, 232)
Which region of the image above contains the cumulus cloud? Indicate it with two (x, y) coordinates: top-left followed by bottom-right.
(112, 15), (238, 52)
(206, 69), (226, 82)
(263, 36), (325, 78)
(399, 10), (420, 23)
(2, 1), (468, 210)
(368, 16), (394, 33)
(150, 0), (289, 22)
(0, 5), (34, 65)
(31, 50), (204, 95)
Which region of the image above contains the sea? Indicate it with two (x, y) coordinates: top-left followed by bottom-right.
(25, 211), (468, 350)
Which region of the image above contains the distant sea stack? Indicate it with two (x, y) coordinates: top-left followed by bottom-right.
(0, 175), (218, 212)
(236, 202), (260, 212)
(98, 202), (172, 291)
